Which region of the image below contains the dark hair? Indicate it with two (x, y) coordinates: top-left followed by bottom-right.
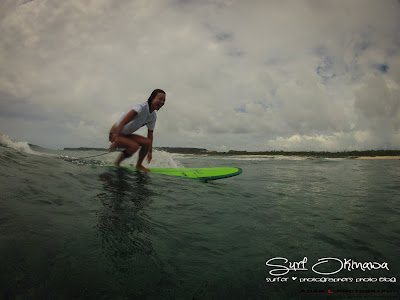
(147, 89), (166, 106)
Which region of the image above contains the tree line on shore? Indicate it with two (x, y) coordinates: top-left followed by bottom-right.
(171, 149), (400, 157)
(214, 149), (400, 157)
(63, 147), (400, 157)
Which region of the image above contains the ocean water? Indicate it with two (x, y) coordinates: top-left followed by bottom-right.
(0, 133), (399, 299)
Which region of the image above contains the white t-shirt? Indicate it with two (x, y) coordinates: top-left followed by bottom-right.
(115, 102), (157, 135)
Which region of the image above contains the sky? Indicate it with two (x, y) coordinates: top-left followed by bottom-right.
(0, 0), (399, 151)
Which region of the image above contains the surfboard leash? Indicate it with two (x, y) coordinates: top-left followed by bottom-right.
(65, 149), (121, 161)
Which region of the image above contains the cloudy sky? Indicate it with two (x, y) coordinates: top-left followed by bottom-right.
(0, 0), (399, 151)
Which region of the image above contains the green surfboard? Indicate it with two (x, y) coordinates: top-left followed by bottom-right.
(122, 167), (242, 181)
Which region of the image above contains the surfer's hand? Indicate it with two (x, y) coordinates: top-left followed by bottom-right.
(147, 151), (152, 163)
(110, 133), (117, 143)
(109, 141), (117, 152)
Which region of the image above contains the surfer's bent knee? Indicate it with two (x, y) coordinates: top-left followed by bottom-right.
(122, 150), (132, 158)
(141, 137), (151, 148)
(126, 143), (139, 155)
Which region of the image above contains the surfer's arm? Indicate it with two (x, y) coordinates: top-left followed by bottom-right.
(147, 129), (153, 163)
(147, 130), (153, 150)
(112, 110), (138, 141)
(147, 130), (154, 163)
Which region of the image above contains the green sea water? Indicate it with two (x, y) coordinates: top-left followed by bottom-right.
(0, 134), (399, 299)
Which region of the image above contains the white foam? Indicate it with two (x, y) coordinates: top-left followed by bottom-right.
(0, 132), (39, 155)
(272, 156), (307, 161)
(323, 158), (345, 161)
(99, 149), (184, 168)
(148, 150), (184, 168)
(219, 157), (272, 161)
(174, 155), (307, 161)
(167, 153), (310, 161)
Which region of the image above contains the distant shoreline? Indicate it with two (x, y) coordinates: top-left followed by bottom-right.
(185, 154), (400, 159)
(352, 156), (400, 160)
(224, 154), (400, 160)
(63, 147), (400, 159)
(189, 150), (400, 159)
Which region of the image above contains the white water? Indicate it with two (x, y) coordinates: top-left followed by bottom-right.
(0, 132), (39, 155)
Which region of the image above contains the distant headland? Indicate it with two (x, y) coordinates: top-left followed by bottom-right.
(63, 147), (400, 159)
(63, 147), (207, 153)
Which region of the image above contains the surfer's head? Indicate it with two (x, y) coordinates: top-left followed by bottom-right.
(148, 89), (166, 112)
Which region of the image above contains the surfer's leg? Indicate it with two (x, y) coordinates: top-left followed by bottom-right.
(126, 135), (151, 172)
(113, 134), (151, 171)
(114, 150), (132, 166)
(136, 139), (151, 172)
(112, 135), (140, 166)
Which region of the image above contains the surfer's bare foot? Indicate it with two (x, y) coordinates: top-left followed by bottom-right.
(136, 165), (150, 172)
(113, 153), (125, 166)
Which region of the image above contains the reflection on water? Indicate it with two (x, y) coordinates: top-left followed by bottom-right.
(2, 146), (399, 298)
(97, 168), (155, 256)
(96, 168), (178, 298)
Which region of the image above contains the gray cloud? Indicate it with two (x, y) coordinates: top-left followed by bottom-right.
(0, 0), (399, 150)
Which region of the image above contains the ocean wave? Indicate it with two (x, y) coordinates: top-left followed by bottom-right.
(0, 132), (39, 155)
(0, 132), (183, 169)
(60, 149), (184, 169)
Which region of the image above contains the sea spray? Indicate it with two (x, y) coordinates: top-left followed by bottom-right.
(60, 148), (185, 168)
(0, 132), (39, 155)
(120, 150), (184, 168)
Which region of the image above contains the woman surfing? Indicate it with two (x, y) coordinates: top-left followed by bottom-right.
(109, 89), (166, 171)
